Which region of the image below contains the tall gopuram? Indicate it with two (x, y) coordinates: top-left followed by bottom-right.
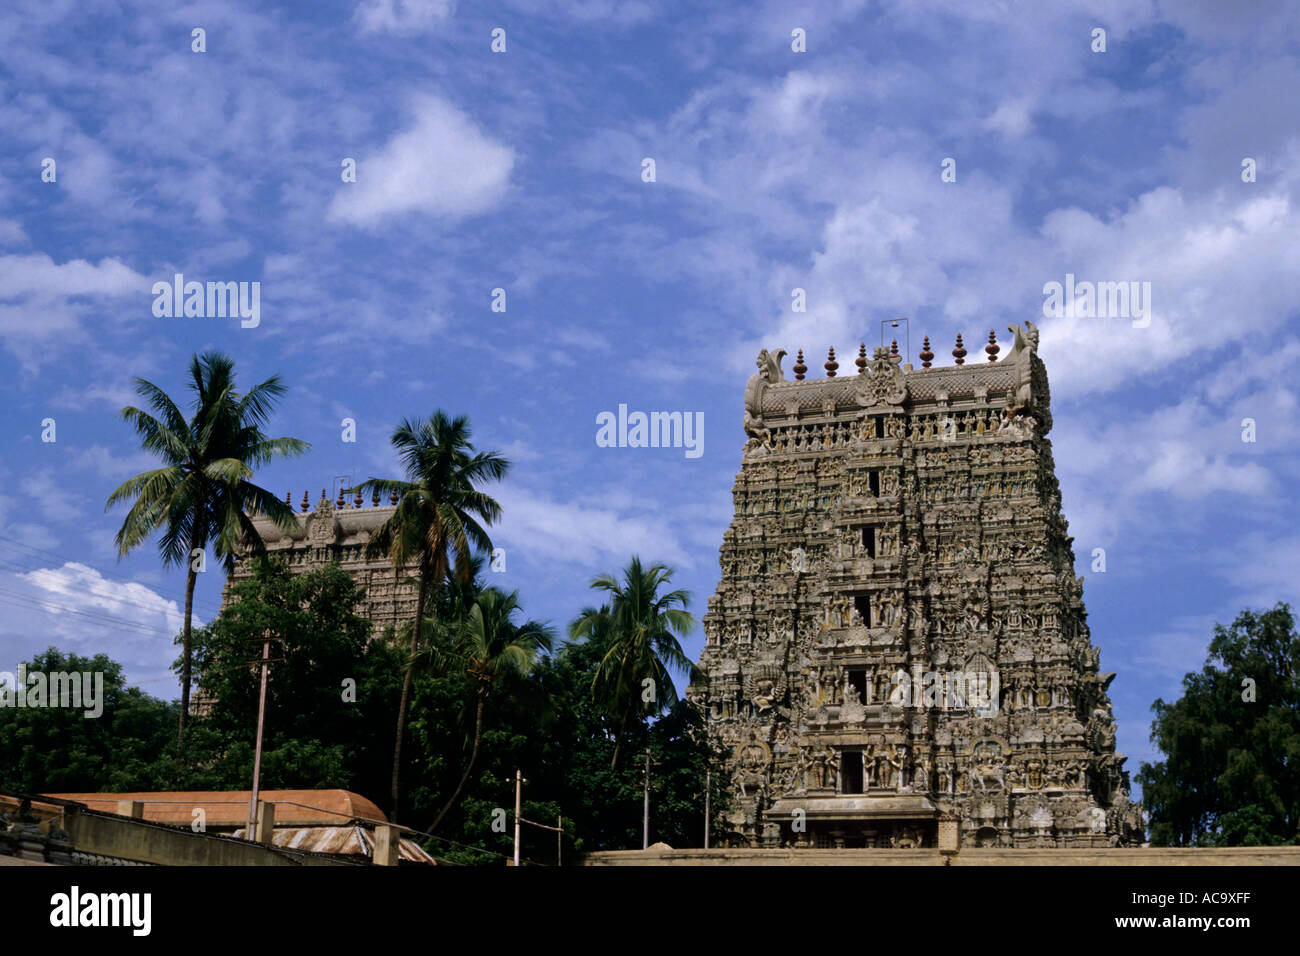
(690, 323), (1144, 849)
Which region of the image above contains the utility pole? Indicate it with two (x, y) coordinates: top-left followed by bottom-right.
(704, 767), (711, 849)
(247, 630), (276, 839)
(513, 769), (522, 867)
(642, 749), (651, 849)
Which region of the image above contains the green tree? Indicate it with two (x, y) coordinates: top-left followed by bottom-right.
(427, 587), (554, 833)
(183, 557), (403, 796)
(105, 351), (308, 748)
(569, 557), (698, 768)
(1137, 602), (1300, 846)
(0, 649), (176, 793)
(402, 623), (726, 861)
(350, 411), (509, 820)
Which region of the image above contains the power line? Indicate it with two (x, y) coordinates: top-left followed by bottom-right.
(0, 586), (182, 640)
(0, 536), (226, 616)
(0, 557), (213, 626)
(0, 545), (226, 618)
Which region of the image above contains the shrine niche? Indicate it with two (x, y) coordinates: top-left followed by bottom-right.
(691, 327), (1143, 849)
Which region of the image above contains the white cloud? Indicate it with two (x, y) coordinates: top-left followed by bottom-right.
(71, 445), (157, 481)
(327, 95), (514, 227)
(0, 253), (151, 369)
(494, 485), (692, 569)
(0, 562), (193, 693)
(0, 219), (28, 247)
(983, 96), (1035, 139)
(0, 253), (146, 299)
(1216, 531), (1300, 610)
(18, 563), (190, 630)
(354, 0), (455, 35)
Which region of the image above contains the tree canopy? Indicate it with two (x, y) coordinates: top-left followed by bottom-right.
(1137, 602), (1300, 846)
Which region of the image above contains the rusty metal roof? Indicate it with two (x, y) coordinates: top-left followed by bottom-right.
(44, 789), (387, 828)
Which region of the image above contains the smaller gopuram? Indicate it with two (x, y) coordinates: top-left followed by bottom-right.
(222, 487), (417, 633)
(690, 324), (1144, 849)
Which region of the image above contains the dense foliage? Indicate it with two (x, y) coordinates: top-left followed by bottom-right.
(0, 648), (177, 793)
(0, 556), (725, 863)
(1137, 602), (1300, 846)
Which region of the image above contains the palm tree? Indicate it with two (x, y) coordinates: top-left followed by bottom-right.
(427, 587), (554, 833)
(106, 351), (308, 747)
(350, 411), (509, 821)
(569, 557), (699, 769)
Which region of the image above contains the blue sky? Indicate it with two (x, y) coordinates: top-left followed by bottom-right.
(1, 0), (1298, 791)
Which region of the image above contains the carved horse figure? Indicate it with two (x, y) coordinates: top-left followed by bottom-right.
(972, 765), (1006, 792)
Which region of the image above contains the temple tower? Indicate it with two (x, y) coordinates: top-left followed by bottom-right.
(690, 324), (1144, 848)
(223, 488), (418, 633)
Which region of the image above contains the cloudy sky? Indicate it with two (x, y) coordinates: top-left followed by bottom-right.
(1, 0), (1297, 788)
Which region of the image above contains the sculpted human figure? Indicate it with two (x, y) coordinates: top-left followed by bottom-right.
(882, 745), (903, 789)
(872, 748), (888, 788)
(812, 748), (828, 789)
(796, 748), (812, 790)
(918, 757), (933, 792)
(824, 747), (839, 790)
(1026, 759), (1043, 790)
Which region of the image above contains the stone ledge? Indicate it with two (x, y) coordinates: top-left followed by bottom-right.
(579, 847), (1300, 867)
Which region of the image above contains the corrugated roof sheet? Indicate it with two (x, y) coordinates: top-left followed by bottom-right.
(229, 824), (437, 864)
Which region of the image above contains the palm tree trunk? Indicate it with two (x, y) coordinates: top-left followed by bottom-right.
(610, 707), (632, 769)
(390, 569), (429, 823)
(429, 691), (485, 834)
(178, 560), (198, 751)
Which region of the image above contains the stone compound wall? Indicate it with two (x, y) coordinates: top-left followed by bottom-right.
(689, 326), (1144, 849)
(581, 847), (1299, 866)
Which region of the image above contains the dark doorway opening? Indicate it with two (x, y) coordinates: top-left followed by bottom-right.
(854, 594), (872, 627)
(841, 751), (864, 794)
(846, 668), (867, 704)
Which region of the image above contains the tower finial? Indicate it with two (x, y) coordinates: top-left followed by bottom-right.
(919, 336), (933, 369)
(856, 343), (867, 372)
(985, 329), (999, 362)
(952, 334), (966, 366)
(793, 349), (807, 380)
(824, 347), (838, 378)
